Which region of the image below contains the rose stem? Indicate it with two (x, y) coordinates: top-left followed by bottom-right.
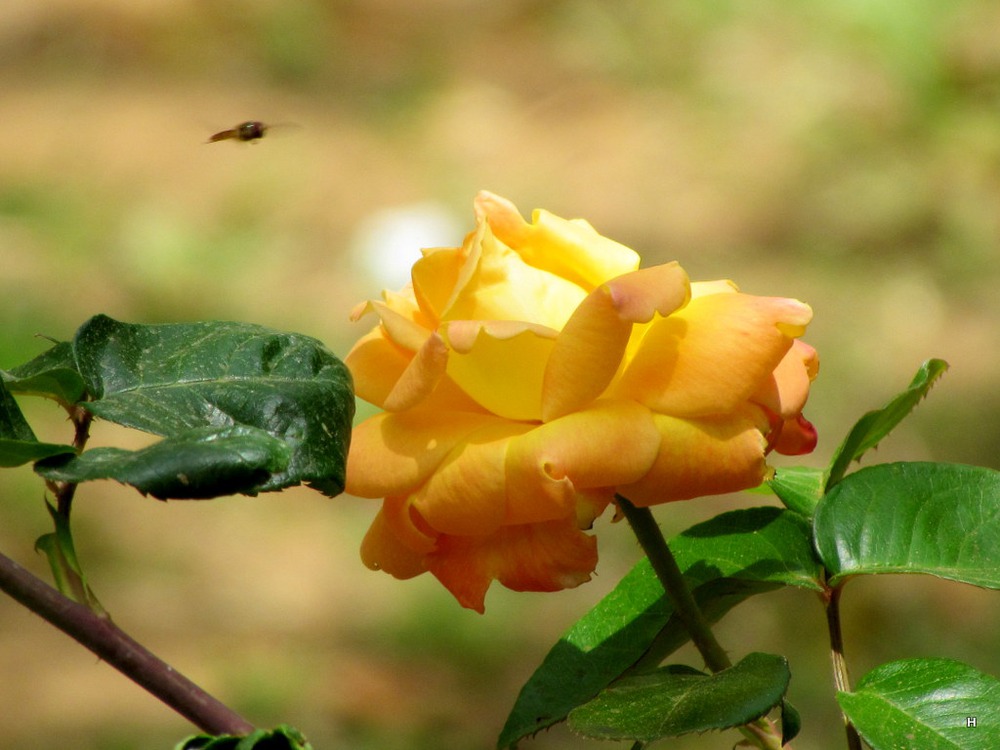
(0, 547), (255, 736)
(616, 494), (786, 750)
(824, 583), (863, 750)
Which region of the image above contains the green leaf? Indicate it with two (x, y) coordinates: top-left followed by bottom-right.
(826, 358), (948, 489)
(768, 466), (826, 517)
(838, 658), (1000, 749)
(35, 502), (104, 613)
(2, 340), (88, 406)
(36, 426), (291, 500)
(175, 725), (313, 750)
(568, 652), (790, 742)
(498, 507), (822, 748)
(814, 462), (1000, 588)
(780, 698), (802, 744)
(71, 315), (354, 496)
(0, 376), (76, 467)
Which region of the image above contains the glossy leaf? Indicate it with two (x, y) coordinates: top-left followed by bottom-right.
(0, 376), (75, 467)
(838, 658), (1000, 749)
(498, 507), (822, 748)
(768, 466), (826, 517)
(176, 725), (313, 750)
(2, 340), (87, 406)
(568, 652), (790, 741)
(36, 426), (291, 500)
(814, 462), (1000, 588)
(826, 358), (948, 489)
(71, 315), (354, 496)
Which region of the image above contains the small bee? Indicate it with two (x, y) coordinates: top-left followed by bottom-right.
(207, 121), (269, 143)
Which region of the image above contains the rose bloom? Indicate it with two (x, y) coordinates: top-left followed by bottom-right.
(345, 192), (817, 612)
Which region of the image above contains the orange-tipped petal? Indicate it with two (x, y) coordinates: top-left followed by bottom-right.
(617, 406), (771, 506)
(360, 505), (430, 579)
(412, 421), (533, 536)
(474, 191), (639, 290)
(543, 263), (690, 421)
(616, 293), (813, 418)
(346, 409), (504, 498)
(752, 340), (820, 419)
(505, 399), (661, 524)
(427, 518), (599, 613)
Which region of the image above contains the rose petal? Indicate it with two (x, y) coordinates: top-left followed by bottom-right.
(617, 406), (771, 506)
(505, 399), (661, 524)
(382, 332), (449, 412)
(346, 409), (505, 498)
(543, 263), (691, 421)
(412, 420), (534, 536)
(475, 191), (640, 290)
(616, 292), (813, 418)
(442, 320), (557, 421)
(771, 413), (818, 456)
(360, 504), (430, 579)
(427, 517), (599, 613)
(752, 339), (820, 418)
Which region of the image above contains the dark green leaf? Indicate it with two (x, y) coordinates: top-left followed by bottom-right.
(72, 315), (354, 496)
(498, 507), (822, 748)
(2, 340), (87, 406)
(838, 658), (1000, 749)
(768, 466), (826, 517)
(568, 652), (790, 741)
(36, 426), (291, 500)
(0, 376), (76, 467)
(814, 462), (1000, 588)
(780, 698), (802, 744)
(176, 725), (313, 750)
(826, 358), (948, 489)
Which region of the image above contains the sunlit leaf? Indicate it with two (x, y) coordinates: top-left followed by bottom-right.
(814, 462), (1000, 588)
(498, 507), (822, 748)
(826, 358), (948, 489)
(568, 652), (789, 741)
(71, 315), (354, 496)
(838, 658), (1000, 749)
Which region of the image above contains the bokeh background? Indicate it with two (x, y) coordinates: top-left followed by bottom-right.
(1, 1), (998, 748)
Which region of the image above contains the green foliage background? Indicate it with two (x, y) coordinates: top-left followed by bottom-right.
(1, 1), (997, 748)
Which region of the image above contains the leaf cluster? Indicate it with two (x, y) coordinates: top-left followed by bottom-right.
(500, 359), (1000, 748)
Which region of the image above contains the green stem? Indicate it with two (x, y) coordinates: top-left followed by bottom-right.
(616, 494), (787, 750)
(825, 584), (863, 750)
(616, 494), (731, 671)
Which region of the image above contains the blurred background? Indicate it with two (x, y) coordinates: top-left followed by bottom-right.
(1, 1), (998, 748)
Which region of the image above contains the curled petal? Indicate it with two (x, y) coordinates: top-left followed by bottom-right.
(474, 191), (640, 290)
(346, 409), (504, 499)
(360, 504), (430, 579)
(366, 299), (434, 353)
(344, 328), (409, 410)
(543, 263), (690, 421)
(427, 518), (599, 613)
(618, 406), (771, 506)
(752, 340), (820, 419)
(443, 320), (557, 421)
(771, 413), (818, 456)
(412, 421), (534, 536)
(506, 399), (661, 524)
(616, 292), (813, 418)
(383, 332), (449, 412)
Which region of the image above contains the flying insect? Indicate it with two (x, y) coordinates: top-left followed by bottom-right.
(207, 121), (269, 143)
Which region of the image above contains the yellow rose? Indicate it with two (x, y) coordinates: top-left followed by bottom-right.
(345, 192), (818, 612)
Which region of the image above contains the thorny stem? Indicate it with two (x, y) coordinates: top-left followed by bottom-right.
(0, 548), (255, 735)
(616, 495), (787, 750)
(46, 403), (93, 517)
(825, 584), (863, 750)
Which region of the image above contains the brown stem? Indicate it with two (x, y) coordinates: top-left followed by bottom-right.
(825, 584), (863, 750)
(0, 548), (254, 735)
